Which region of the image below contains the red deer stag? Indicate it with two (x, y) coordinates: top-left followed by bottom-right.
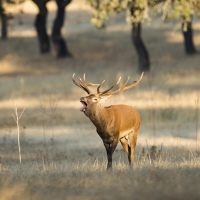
(72, 72), (144, 170)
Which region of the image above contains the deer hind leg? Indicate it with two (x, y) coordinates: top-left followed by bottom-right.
(120, 137), (131, 164)
(103, 140), (118, 170)
(128, 131), (138, 166)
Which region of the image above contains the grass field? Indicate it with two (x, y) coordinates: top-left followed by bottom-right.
(0, 1), (200, 199)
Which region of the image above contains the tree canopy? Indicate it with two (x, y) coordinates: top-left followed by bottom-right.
(86, 0), (200, 28)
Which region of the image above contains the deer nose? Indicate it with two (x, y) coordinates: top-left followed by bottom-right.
(80, 97), (85, 102)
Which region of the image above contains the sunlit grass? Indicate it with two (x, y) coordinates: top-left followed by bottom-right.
(1, 144), (200, 199)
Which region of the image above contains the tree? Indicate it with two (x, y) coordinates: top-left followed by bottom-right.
(0, 0), (8, 39)
(0, 0), (26, 39)
(87, 0), (199, 72)
(32, 0), (72, 57)
(1, 0), (199, 69)
(0, 0), (72, 58)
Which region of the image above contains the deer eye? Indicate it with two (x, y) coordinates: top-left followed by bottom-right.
(92, 97), (98, 102)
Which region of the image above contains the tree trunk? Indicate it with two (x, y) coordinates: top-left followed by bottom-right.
(182, 22), (197, 54)
(131, 22), (150, 72)
(52, 0), (72, 58)
(0, 1), (7, 39)
(33, 0), (50, 54)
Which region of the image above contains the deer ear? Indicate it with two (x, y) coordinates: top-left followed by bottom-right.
(100, 95), (111, 102)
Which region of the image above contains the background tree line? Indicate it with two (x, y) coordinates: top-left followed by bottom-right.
(0, 0), (199, 71)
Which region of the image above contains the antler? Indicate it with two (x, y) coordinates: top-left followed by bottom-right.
(72, 72), (144, 95)
(100, 72), (144, 96)
(72, 73), (100, 94)
(98, 77), (121, 95)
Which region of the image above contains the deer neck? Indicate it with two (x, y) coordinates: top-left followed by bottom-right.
(86, 104), (109, 130)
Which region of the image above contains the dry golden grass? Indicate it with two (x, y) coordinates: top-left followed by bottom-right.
(0, 0), (200, 199)
(1, 140), (200, 200)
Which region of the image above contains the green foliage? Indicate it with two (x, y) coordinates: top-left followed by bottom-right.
(3, 0), (25, 5)
(86, 0), (200, 28)
(162, 0), (197, 22)
(87, 0), (150, 28)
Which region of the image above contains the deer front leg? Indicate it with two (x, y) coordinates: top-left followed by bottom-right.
(103, 140), (118, 170)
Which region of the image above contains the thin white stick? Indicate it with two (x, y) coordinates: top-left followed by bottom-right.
(12, 100), (25, 165)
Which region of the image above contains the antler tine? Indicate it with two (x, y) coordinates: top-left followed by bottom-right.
(97, 80), (105, 94)
(100, 76), (121, 95)
(101, 72), (144, 96)
(72, 73), (83, 89)
(79, 76), (92, 94)
(83, 73), (86, 81)
(82, 73), (99, 87)
(72, 73), (91, 94)
(105, 76), (130, 96)
(122, 72), (144, 91)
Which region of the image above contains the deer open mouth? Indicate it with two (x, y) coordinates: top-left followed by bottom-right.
(80, 101), (87, 112)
